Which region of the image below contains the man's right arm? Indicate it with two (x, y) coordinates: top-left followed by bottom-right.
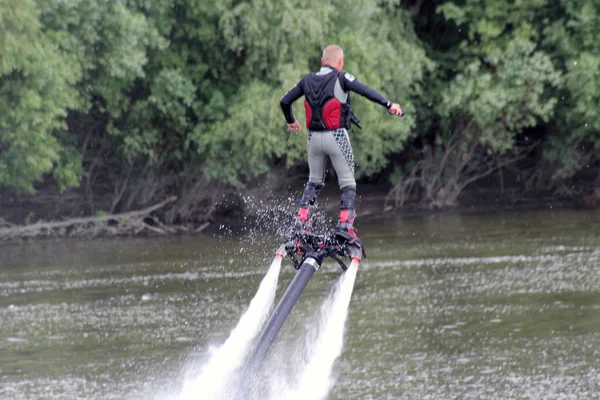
(341, 72), (404, 116)
(280, 80), (305, 124)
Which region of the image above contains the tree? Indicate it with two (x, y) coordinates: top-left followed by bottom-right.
(0, 0), (82, 192)
(387, 0), (600, 209)
(541, 0), (600, 189)
(107, 0), (431, 220)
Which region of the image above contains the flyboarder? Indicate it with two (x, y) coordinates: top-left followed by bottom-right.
(280, 44), (404, 239)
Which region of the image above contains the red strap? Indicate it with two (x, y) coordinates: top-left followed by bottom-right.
(339, 209), (351, 222)
(296, 238), (304, 255)
(298, 207), (310, 222)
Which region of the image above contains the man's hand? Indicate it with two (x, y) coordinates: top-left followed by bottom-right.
(389, 103), (404, 117)
(287, 120), (301, 132)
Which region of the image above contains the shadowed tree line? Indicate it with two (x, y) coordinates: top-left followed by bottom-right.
(0, 0), (598, 230)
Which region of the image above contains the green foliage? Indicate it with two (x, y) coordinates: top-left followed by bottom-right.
(1, 0), (598, 212)
(435, 0), (599, 183)
(0, 0), (166, 192)
(332, 1), (431, 176)
(0, 0), (82, 192)
(134, 0), (431, 184)
(440, 37), (560, 153)
(190, 82), (286, 186)
(541, 0), (600, 180)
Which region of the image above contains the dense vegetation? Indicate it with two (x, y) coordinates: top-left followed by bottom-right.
(1, 0), (598, 225)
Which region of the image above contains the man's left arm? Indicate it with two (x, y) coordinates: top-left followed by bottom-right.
(341, 73), (404, 116)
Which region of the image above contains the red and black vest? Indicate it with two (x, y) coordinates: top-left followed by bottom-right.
(303, 70), (353, 131)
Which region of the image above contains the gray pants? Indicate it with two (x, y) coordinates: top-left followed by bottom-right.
(307, 128), (356, 189)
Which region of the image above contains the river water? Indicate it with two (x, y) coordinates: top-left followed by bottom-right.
(1, 208), (599, 399)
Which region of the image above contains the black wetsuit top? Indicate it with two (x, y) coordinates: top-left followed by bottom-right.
(280, 66), (391, 127)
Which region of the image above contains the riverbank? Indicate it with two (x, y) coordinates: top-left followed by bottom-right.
(218, 182), (594, 236)
(1, 178), (598, 245)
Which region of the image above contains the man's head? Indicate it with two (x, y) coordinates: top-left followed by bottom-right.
(321, 45), (344, 71)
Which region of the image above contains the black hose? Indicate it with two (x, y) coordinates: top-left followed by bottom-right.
(244, 257), (318, 374)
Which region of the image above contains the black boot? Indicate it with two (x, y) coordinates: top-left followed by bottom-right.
(334, 208), (357, 238)
(288, 182), (323, 239)
(291, 207), (312, 235)
(334, 186), (357, 238)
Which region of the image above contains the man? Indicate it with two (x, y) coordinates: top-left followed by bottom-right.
(280, 45), (404, 238)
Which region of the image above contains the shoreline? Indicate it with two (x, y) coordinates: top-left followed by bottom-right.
(0, 183), (597, 245)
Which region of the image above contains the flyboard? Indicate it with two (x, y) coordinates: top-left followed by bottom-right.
(242, 228), (365, 381)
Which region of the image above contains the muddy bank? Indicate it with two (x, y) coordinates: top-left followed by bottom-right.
(207, 182), (596, 238)
(1, 178), (597, 245)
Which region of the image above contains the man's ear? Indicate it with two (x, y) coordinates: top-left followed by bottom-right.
(321, 58), (325, 66)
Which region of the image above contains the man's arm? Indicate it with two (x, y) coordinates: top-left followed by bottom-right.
(280, 80), (305, 124)
(341, 72), (404, 116)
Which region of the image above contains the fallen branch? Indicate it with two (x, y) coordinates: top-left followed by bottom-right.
(196, 222), (210, 233)
(0, 196), (178, 242)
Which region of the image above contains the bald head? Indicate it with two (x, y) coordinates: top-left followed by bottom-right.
(321, 45), (344, 71)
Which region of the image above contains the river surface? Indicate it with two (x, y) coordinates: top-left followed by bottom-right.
(1, 208), (599, 399)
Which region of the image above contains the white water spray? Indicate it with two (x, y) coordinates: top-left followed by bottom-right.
(279, 260), (360, 400)
(176, 256), (283, 400)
